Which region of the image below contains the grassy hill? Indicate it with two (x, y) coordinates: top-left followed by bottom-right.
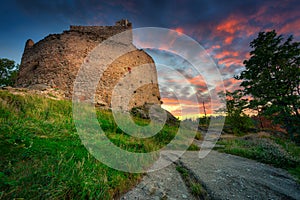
(0, 90), (181, 199)
(1, 89), (299, 199)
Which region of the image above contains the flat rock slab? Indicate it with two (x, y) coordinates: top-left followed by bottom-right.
(121, 150), (300, 200)
(120, 163), (195, 200)
(180, 151), (300, 200)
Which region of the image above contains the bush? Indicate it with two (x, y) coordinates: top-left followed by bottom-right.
(0, 58), (19, 86)
(217, 137), (300, 169)
(225, 114), (254, 135)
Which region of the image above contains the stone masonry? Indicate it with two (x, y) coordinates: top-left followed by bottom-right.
(16, 20), (161, 109)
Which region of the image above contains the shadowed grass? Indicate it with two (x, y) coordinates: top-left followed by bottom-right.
(176, 166), (208, 199)
(0, 90), (186, 199)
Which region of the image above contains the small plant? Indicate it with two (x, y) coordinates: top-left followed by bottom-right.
(217, 90), (254, 135)
(176, 166), (189, 178)
(187, 143), (200, 151)
(47, 93), (57, 98)
(176, 165), (209, 199)
(195, 132), (203, 140)
(191, 183), (204, 196)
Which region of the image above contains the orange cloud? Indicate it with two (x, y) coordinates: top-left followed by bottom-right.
(162, 97), (207, 117)
(245, 52), (251, 60)
(161, 97), (202, 117)
(222, 78), (241, 92)
(165, 75), (208, 92)
(206, 45), (221, 54)
(214, 50), (239, 59)
(224, 36), (234, 45)
(161, 97), (198, 106)
(134, 29), (183, 52)
(218, 57), (243, 67)
(175, 27), (184, 35)
(212, 45), (221, 49)
(216, 18), (241, 34)
(164, 98), (227, 117)
(186, 75), (207, 88)
(215, 14), (259, 42)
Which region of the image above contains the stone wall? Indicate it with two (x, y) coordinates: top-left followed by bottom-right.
(16, 20), (161, 109)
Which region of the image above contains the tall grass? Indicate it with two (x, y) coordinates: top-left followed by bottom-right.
(0, 91), (181, 199)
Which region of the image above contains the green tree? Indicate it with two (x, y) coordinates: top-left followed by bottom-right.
(0, 58), (19, 86)
(236, 30), (300, 141)
(218, 90), (253, 135)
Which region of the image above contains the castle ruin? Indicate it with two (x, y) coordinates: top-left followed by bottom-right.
(16, 20), (161, 109)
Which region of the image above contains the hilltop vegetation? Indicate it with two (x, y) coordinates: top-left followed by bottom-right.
(235, 30), (300, 142)
(0, 90), (184, 199)
(0, 58), (19, 87)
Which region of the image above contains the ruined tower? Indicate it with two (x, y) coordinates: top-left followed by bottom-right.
(16, 20), (161, 109)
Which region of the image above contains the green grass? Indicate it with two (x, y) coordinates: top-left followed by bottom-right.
(194, 132), (203, 141)
(191, 183), (205, 196)
(176, 166), (208, 199)
(176, 166), (189, 178)
(0, 90), (183, 199)
(187, 143), (200, 151)
(215, 135), (300, 182)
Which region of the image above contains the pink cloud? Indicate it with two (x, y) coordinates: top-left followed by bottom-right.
(216, 17), (242, 34)
(278, 19), (300, 36)
(223, 78), (241, 92)
(215, 14), (259, 38)
(218, 57), (244, 68)
(186, 75), (207, 88)
(224, 36), (234, 45)
(214, 50), (239, 59)
(174, 27), (184, 35)
(135, 1), (299, 117)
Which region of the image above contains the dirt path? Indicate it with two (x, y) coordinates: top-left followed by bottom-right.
(180, 151), (300, 199)
(121, 163), (195, 200)
(121, 150), (300, 200)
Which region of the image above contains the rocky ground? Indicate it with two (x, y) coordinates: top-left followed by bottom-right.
(1, 86), (66, 100)
(121, 163), (195, 200)
(121, 145), (300, 200)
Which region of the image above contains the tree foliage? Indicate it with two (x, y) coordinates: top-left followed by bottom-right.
(236, 30), (300, 141)
(0, 58), (19, 86)
(218, 90), (253, 135)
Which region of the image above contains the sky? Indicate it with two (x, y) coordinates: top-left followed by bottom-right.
(1, 0), (300, 117)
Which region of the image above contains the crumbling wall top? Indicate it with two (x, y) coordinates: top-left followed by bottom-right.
(24, 39), (34, 50)
(69, 19), (132, 34)
(115, 19), (132, 27)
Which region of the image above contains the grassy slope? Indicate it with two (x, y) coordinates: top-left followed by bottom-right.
(4, 89), (298, 199)
(0, 90), (181, 199)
